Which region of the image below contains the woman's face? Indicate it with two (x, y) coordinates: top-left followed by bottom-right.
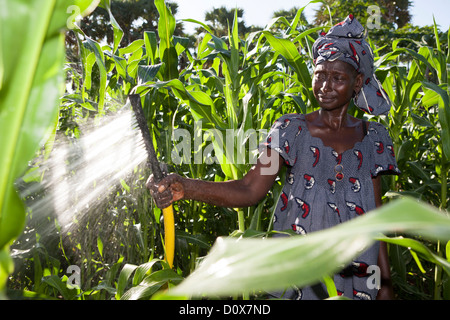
(312, 60), (363, 112)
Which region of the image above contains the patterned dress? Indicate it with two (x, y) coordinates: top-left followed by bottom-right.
(265, 113), (400, 300)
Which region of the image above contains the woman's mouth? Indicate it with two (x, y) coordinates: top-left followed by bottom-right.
(318, 95), (335, 103)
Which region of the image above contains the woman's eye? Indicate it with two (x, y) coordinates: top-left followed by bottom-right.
(315, 73), (326, 80)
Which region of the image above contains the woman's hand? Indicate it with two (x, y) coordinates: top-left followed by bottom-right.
(146, 148), (283, 209)
(146, 173), (185, 209)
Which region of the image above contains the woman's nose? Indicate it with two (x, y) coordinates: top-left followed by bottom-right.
(321, 78), (332, 92)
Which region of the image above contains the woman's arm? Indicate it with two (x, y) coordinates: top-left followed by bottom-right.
(147, 148), (284, 209)
(372, 175), (394, 300)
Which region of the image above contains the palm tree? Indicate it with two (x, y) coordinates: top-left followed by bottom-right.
(79, 0), (184, 47)
(198, 6), (251, 37)
(313, 0), (411, 29)
(272, 7), (309, 25)
(270, 7), (310, 32)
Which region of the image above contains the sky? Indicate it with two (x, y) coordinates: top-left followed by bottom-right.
(172, 0), (450, 34)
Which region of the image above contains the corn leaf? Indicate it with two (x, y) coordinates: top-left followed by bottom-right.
(155, 0), (178, 80)
(0, 0), (99, 292)
(116, 263), (138, 299)
(99, 0), (123, 53)
(422, 81), (450, 159)
(262, 31), (316, 107)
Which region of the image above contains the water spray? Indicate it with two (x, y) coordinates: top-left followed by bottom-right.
(128, 94), (175, 269)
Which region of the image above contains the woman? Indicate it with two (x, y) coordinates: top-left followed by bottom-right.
(148, 15), (399, 300)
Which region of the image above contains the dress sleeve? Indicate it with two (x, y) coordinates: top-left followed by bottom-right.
(263, 114), (302, 166)
(368, 122), (401, 177)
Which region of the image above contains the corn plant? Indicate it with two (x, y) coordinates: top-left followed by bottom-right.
(0, 0), (102, 296)
(371, 20), (450, 299)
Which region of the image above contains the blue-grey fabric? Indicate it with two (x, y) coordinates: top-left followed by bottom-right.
(312, 15), (392, 116)
(265, 114), (400, 300)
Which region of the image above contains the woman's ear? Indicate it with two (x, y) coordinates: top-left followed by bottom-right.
(354, 72), (364, 95)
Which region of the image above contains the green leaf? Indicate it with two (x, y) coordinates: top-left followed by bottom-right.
(83, 37), (108, 113)
(0, 247), (13, 295)
(136, 79), (226, 129)
(262, 31), (315, 107)
(132, 259), (161, 286)
(422, 81), (450, 159)
(422, 86), (441, 107)
(173, 36), (190, 56)
(433, 16), (441, 52)
(74, 0), (101, 17)
(121, 269), (183, 300)
(97, 235), (104, 258)
(120, 179), (130, 193)
(115, 263), (138, 300)
(121, 283), (164, 300)
(155, 0), (178, 80)
(99, 0), (123, 53)
(322, 275), (338, 298)
(119, 39), (145, 56)
(176, 230), (211, 249)
(112, 54), (127, 80)
(181, 18), (214, 35)
(446, 241), (450, 262)
(42, 275), (71, 300)
(144, 31), (158, 64)
(377, 236), (450, 275)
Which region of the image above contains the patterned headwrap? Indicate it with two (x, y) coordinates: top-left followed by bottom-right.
(312, 15), (391, 115)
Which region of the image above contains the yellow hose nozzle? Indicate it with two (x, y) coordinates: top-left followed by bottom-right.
(162, 205), (175, 268)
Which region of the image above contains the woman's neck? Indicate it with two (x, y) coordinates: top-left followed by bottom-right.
(317, 108), (350, 131)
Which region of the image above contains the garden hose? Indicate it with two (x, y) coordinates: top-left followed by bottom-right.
(128, 94), (175, 268)
(162, 205), (175, 268)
